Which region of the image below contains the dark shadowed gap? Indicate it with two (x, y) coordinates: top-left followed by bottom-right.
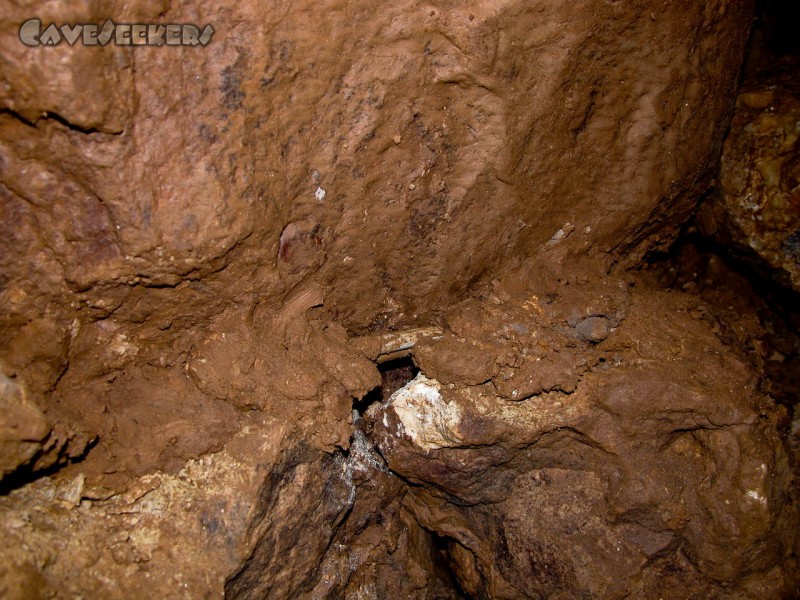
(646, 228), (800, 419)
(743, 0), (800, 78)
(753, 0), (800, 57)
(0, 437), (98, 497)
(430, 534), (469, 600)
(353, 356), (419, 415)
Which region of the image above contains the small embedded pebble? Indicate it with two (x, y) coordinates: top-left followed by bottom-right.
(575, 316), (610, 343)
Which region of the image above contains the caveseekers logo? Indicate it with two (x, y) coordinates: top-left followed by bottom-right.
(19, 19), (214, 47)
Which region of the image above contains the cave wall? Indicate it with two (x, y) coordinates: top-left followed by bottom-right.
(1, 1), (797, 599)
(1, 0), (754, 338)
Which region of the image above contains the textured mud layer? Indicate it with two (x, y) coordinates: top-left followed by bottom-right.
(1, 0), (798, 598)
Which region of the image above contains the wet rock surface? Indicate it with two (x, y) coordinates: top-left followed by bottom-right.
(1, 0), (798, 598)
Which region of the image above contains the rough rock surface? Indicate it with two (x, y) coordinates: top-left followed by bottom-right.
(0, 374), (50, 481)
(1, 0), (797, 598)
(365, 279), (798, 598)
(0, 417), (455, 599)
(699, 61), (800, 292)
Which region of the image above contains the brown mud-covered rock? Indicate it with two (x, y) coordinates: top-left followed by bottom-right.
(0, 414), (457, 599)
(366, 281), (798, 598)
(1, 0), (796, 598)
(0, 373), (50, 480)
(0, 0), (755, 343)
(0, 419), (299, 599)
(699, 62), (800, 292)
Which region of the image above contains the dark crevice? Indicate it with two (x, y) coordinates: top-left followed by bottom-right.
(0, 462), (61, 497)
(429, 533), (469, 600)
(40, 111), (109, 135)
(0, 107), (120, 136)
(743, 0), (800, 79)
(643, 0), (800, 442)
(0, 435), (98, 497)
(353, 356), (418, 416)
(646, 228), (800, 330)
(0, 107), (37, 128)
(646, 226), (800, 424)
